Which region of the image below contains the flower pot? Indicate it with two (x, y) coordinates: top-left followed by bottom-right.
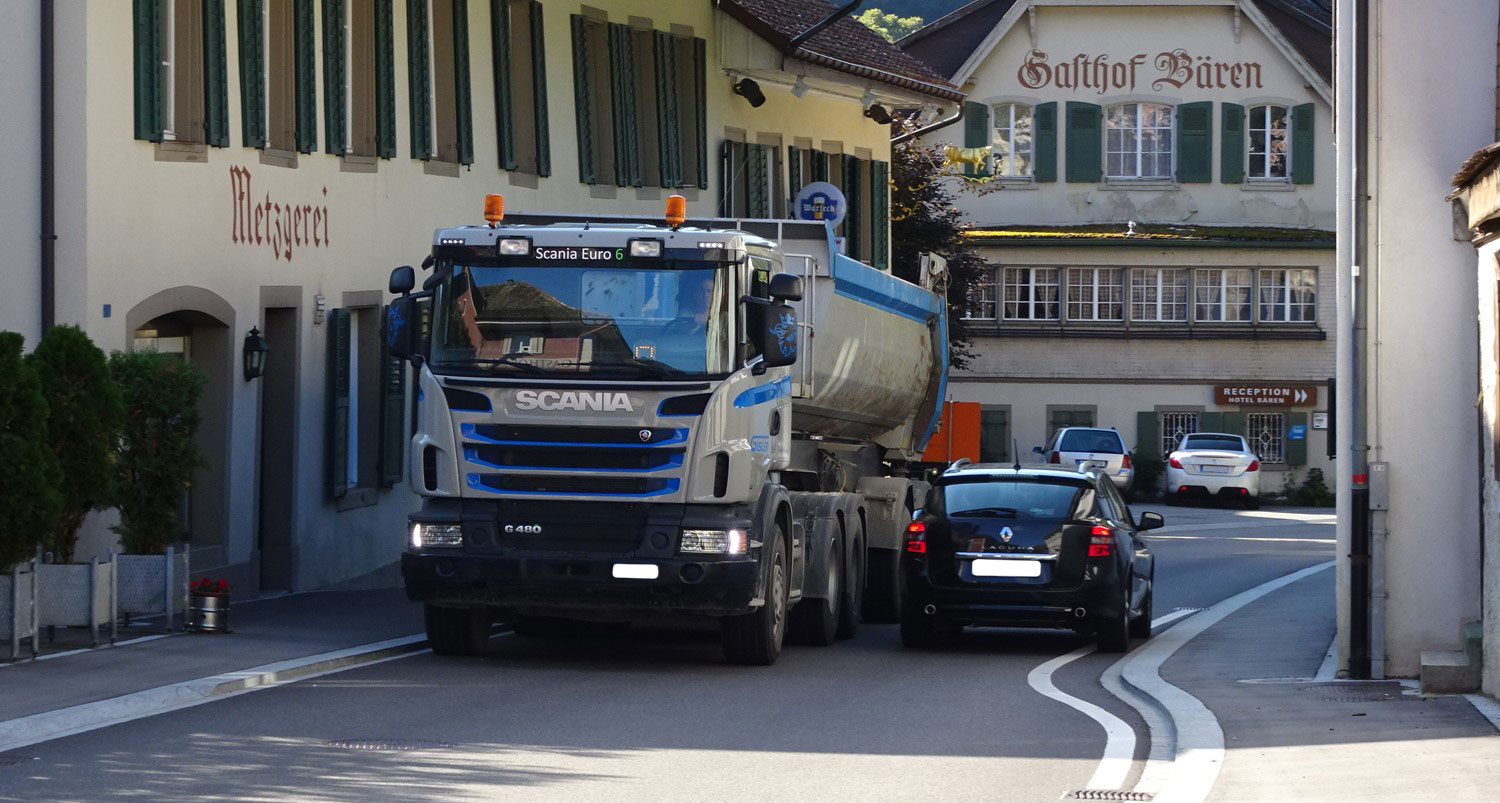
(188, 592), (230, 633)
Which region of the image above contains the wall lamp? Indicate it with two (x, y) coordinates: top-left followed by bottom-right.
(791, 76), (809, 98)
(242, 326), (268, 381)
(733, 78), (766, 108)
(864, 104), (893, 125)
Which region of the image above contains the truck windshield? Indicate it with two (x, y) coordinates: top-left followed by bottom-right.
(430, 263), (732, 378)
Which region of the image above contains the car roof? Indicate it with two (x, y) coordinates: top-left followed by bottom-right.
(940, 463), (1104, 483)
(1057, 427), (1120, 435)
(1180, 432), (1244, 440)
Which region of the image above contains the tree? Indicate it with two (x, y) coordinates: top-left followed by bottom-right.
(0, 332), (62, 570)
(889, 125), (992, 370)
(110, 350), (206, 555)
(856, 9), (924, 42)
(28, 325), (126, 564)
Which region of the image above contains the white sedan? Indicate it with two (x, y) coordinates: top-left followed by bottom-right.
(1165, 432), (1262, 508)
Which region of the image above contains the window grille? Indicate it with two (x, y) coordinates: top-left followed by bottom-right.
(1130, 268), (1189, 322)
(1161, 412), (1199, 455)
(1066, 268), (1123, 321)
(1247, 105), (1289, 180)
(965, 270), (998, 319)
(1194, 268), (1253, 322)
(1247, 412), (1285, 464)
(1258, 269), (1317, 322)
(1105, 103), (1173, 179)
(1003, 267), (1060, 321)
(991, 102), (1033, 178)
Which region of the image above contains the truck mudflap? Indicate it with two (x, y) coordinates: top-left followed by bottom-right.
(402, 552), (762, 618)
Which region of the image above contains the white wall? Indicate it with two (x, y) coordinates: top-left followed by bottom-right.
(0, 5), (41, 344)
(1368, 0), (1492, 677)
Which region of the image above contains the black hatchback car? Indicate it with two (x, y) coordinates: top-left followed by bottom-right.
(900, 464), (1162, 652)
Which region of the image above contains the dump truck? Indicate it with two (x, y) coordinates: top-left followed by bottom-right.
(388, 195), (948, 665)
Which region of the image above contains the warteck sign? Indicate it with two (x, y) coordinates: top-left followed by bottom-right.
(1215, 384), (1319, 406)
(1018, 49), (1265, 94)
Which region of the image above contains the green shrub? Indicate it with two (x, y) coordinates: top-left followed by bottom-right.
(28, 325), (125, 563)
(0, 332), (63, 570)
(109, 350), (206, 554)
(1130, 452), (1164, 502)
(1276, 467), (1336, 507)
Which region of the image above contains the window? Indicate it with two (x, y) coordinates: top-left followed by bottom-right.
(1247, 105), (1289, 181)
(1105, 103), (1173, 180)
(1246, 412), (1285, 464)
(1066, 268), (1123, 321)
(1130, 268), (1189, 322)
(965, 270), (998, 320)
(1258, 269), (1317, 322)
(720, 139), (774, 218)
(492, 0), (549, 174)
(328, 306), (408, 498)
(979, 408), (1010, 463)
(1003, 268), (1060, 321)
(1160, 411), (1199, 455)
(1194, 268), (1252, 322)
(1047, 408), (1096, 440)
(408, 0), (473, 164)
(325, 0), (396, 159)
(991, 102), (1033, 178)
(134, 0), (229, 146)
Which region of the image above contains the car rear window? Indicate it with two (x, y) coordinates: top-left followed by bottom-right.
(937, 479), (1093, 520)
(1059, 430), (1124, 454)
(1180, 436), (1245, 451)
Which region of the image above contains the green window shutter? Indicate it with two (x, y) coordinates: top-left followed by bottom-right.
(203, 0), (230, 147)
(294, 0), (317, 153)
(378, 305), (408, 488)
(322, 0), (346, 155)
(1199, 411), (1225, 434)
(1175, 101), (1212, 183)
(133, 0), (164, 141)
(811, 150), (828, 182)
(843, 154), (861, 258)
(407, 0), (432, 159)
(237, 0), (266, 148)
(453, 0), (473, 165)
(963, 101), (990, 176)
(570, 15), (595, 184)
(1221, 411), (1246, 438)
(1291, 103), (1315, 184)
(717, 141), (735, 217)
(375, 0), (396, 158)
(529, 1), (550, 176)
(1285, 412), (1309, 465)
(1064, 101), (1102, 183)
(746, 144), (769, 218)
(693, 37), (707, 189)
(654, 31), (681, 188)
(871, 159), (889, 270)
(492, 0), (516, 170)
(326, 308), (352, 499)
(1033, 101), (1057, 183)
(1221, 102), (1245, 184)
(608, 23), (639, 187)
(787, 146), (802, 200)
(1135, 411), (1160, 460)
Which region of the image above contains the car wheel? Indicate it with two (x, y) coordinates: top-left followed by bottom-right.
(899, 606), (941, 649)
(721, 527), (789, 666)
(425, 604), (491, 656)
(1128, 581), (1154, 640)
(1096, 589), (1131, 653)
(788, 534), (841, 647)
(1244, 494), (1261, 510)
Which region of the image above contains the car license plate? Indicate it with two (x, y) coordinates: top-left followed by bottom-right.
(970, 559), (1042, 578)
(1202, 465), (1232, 475)
(1076, 459), (1107, 470)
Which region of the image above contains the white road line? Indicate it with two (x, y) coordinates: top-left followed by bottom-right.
(1151, 517), (1332, 535)
(1114, 561), (1335, 803)
(1147, 535), (1335, 544)
(1313, 636), (1338, 681)
(1026, 608), (1201, 791)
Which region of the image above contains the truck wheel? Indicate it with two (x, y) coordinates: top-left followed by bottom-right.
(721, 528), (789, 665)
(835, 518), (863, 640)
(788, 534), (841, 647)
(425, 604), (491, 656)
(863, 547), (902, 624)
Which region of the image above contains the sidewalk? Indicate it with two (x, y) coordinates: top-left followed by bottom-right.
(0, 588), (423, 723)
(1160, 571), (1500, 801)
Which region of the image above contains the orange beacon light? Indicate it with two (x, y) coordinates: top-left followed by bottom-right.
(665, 195), (687, 229)
(483, 194), (505, 226)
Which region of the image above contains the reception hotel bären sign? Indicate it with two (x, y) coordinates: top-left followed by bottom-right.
(1215, 384), (1319, 406)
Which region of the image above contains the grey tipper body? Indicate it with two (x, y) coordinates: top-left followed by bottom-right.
(399, 209), (948, 665)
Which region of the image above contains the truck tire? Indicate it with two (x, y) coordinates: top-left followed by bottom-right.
(863, 547), (902, 624)
(721, 528), (789, 665)
(425, 604), (491, 656)
(788, 534), (841, 647)
(835, 516), (863, 640)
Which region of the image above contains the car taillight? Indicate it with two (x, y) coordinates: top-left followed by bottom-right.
(1122, 454), (1133, 469)
(1088, 525), (1113, 557)
(1247, 459), (1260, 472)
(1169, 456), (1182, 469)
(905, 521), (927, 553)
(1048, 451), (1060, 464)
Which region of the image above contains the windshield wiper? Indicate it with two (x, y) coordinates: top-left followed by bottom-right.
(954, 507), (1019, 518)
(555, 359), (688, 378)
(450, 352), (546, 374)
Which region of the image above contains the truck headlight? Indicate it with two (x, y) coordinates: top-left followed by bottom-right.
(411, 523), (463, 548)
(679, 528), (747, 555)
(628, 238), (663, 258)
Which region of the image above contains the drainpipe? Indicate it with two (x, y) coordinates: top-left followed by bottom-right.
(892, 103), (965, 145)
(788, 0), (862, 49)
(40, 0), (55, 335)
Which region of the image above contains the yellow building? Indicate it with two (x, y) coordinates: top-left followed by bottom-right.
(11, 0), (959, 591)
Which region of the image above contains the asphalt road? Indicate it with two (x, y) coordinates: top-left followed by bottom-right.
(0, 503), (1335, 802)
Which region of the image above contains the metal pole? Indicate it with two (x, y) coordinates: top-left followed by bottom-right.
(9, 565), (18, 661)
(164, 544), (174, 632)
(109, 553), (118, 646)
(1334, 0), (1362, 678)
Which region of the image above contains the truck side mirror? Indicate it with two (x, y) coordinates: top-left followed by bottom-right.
(768, 272), (803, 301)
(389, 265), (415, 296)
(759, 302), (798, 368)
(386, 296), (419, 362)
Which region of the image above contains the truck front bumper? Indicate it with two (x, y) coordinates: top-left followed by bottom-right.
(402, 551), (762, 618)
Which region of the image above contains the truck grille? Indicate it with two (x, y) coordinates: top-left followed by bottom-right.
(465, 445), (682, 472)
(470, 475), (679, 497)
(464, 423), (685, 447)
(461, 424), (688, 500)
